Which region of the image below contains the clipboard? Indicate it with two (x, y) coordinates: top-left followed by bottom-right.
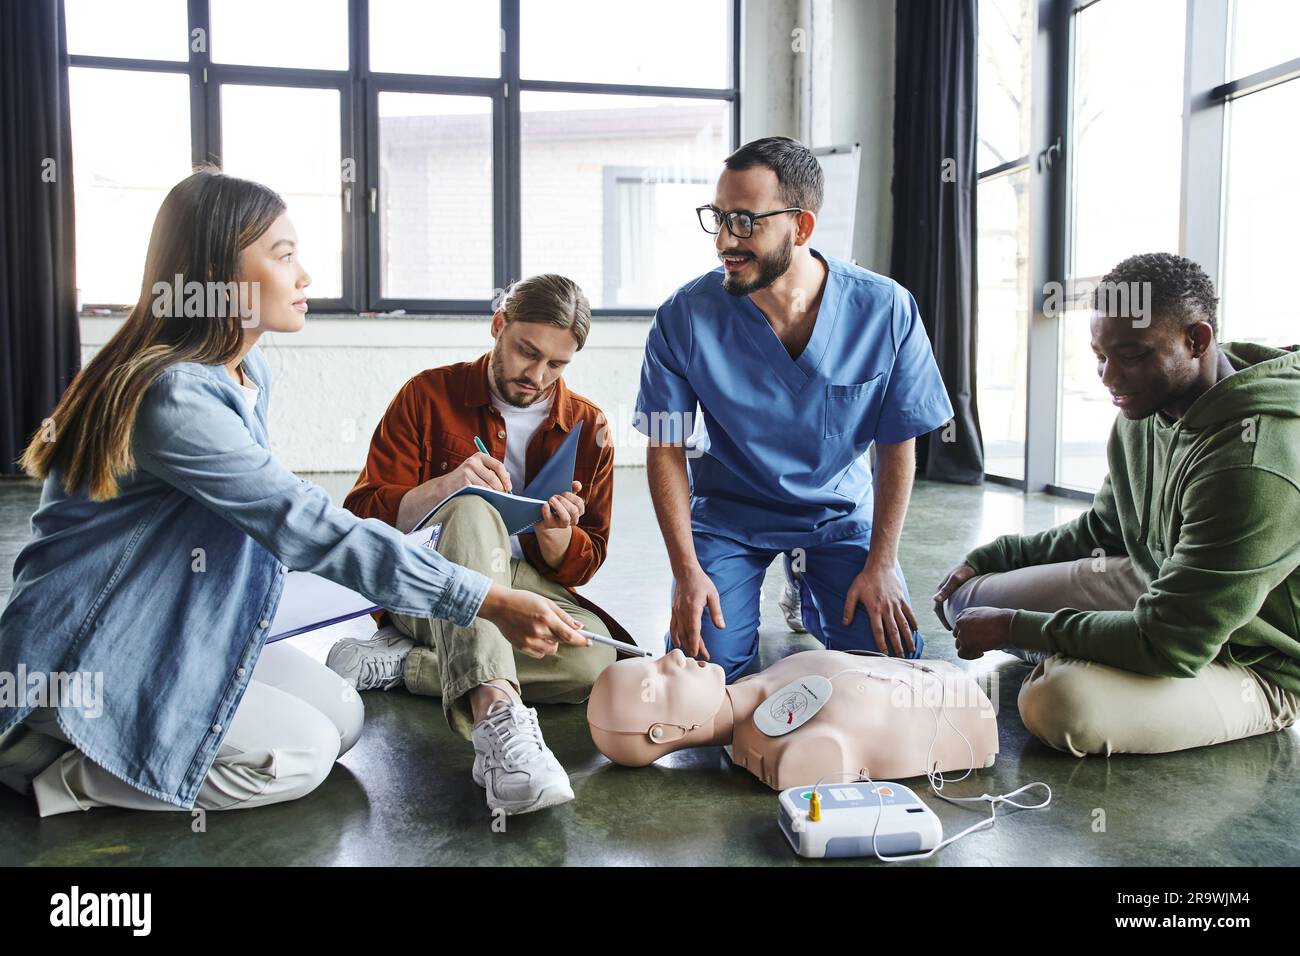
(267, 522), (442, 643)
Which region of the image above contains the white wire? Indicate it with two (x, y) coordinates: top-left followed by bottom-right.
(801, 657), (1052, 862)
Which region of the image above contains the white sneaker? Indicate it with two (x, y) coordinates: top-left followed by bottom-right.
(471, 699), (574, 815)
(326, 625), (416, 691)
(779, 577), (807, 633)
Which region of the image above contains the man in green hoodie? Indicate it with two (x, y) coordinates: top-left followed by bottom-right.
(933, 252), (1300, 756)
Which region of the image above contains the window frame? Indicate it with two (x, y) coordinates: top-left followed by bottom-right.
(64, 0), (741, 317)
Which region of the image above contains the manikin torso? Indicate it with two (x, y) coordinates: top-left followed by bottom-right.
(728, 650), (998, 789)
(587, 649), (999, 790)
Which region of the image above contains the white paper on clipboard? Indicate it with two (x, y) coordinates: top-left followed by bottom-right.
(266, 522), (441, 643)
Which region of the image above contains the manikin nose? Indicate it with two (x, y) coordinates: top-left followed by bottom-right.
(664, 648), (708, 668)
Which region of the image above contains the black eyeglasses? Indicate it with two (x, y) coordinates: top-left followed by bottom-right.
(695, 204), (803, 239)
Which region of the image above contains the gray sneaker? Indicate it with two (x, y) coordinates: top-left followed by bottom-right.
(326, 625), (416, 691)
(471, 700), (574, 815)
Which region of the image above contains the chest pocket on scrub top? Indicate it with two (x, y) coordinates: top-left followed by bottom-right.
(823, 374), (884, 440)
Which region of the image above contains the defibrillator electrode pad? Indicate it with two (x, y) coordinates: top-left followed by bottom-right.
(754, 676), (834, 736)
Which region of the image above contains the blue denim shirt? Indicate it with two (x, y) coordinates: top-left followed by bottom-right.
(0, 345), (491, 807)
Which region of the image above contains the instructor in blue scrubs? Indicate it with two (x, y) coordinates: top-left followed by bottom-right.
(635, 136), (953, 680)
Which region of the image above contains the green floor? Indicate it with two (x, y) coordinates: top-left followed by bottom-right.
(2, 471), (1297, 866)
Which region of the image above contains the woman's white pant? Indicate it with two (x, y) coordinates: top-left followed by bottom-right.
(22, 641), (364, 817)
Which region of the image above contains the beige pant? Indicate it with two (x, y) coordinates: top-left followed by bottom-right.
(0, 641), (362, 816)
(946, 556), (1300, 756)
(391, 496), (615, 740)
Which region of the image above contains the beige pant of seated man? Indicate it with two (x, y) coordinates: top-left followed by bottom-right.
(945, 557), (1300, 757)
(389, 496), (615, 740)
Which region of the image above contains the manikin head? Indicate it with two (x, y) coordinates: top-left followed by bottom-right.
(587, 649), (727, 766)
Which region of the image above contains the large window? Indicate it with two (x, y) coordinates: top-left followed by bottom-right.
(520, 93), (728, 310)
(1057, 0), (1185, 492)
(975, 0), (1034, 482)
(972, 0), (1297, 499)
(1218, 0), (1300, 347)
(66, 68), (192, 307)
(220, 85), (345, 298)
(376, 92), (494, 301)
(63, 0), (739, 314)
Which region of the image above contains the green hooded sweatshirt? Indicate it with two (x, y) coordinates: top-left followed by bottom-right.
(965, 342), (1300, 693)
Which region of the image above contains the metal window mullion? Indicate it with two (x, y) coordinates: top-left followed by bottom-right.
(187, 0), (210, 168)
(731, 0), (741, 149)
(344, 0), (367, 312)
(503, 0), (522, 287)
(203, 64), (351, 87)
(363, 66), (382, 309)
(977, 155), (1032, 181)
(516, 78), (739, 100)
(1211, 56), (1300, 102)
(66, 54), (190, 72)
(1180, 0), (1230, 301)
(366, 72), (503, 94)
(1023, 0), (1070, 493)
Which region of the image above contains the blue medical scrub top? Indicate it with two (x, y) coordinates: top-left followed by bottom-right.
(634, 250), (953, 550)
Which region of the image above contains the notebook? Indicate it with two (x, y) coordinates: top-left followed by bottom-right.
(413, 419), (584, 536)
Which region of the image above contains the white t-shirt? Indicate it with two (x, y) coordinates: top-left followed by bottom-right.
(236, 366), (259, 409)
(488, 377), (552, 559)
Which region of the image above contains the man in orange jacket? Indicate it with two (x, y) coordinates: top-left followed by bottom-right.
(331, 274), (628, 815)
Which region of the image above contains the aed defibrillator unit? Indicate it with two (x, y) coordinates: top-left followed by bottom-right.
(778, 782), (942, 859)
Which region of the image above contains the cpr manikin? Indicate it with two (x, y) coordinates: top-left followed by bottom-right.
(587, 648), (999, 789)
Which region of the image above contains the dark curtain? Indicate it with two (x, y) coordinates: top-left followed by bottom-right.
(1, 0), (80, 476)
(890, 0), (984, 483)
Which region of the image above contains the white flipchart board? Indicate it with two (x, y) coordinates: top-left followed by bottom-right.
(811, 144), (861, 263)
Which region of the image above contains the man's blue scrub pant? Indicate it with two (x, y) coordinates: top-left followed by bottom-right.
(666, 529), (925, 682)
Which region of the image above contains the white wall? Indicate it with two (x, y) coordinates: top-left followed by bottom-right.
(78, 0), (896, 474)
(831, 0), (895, 274)
(741, 0), (800, 142)
(79, 314), (657, 472)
